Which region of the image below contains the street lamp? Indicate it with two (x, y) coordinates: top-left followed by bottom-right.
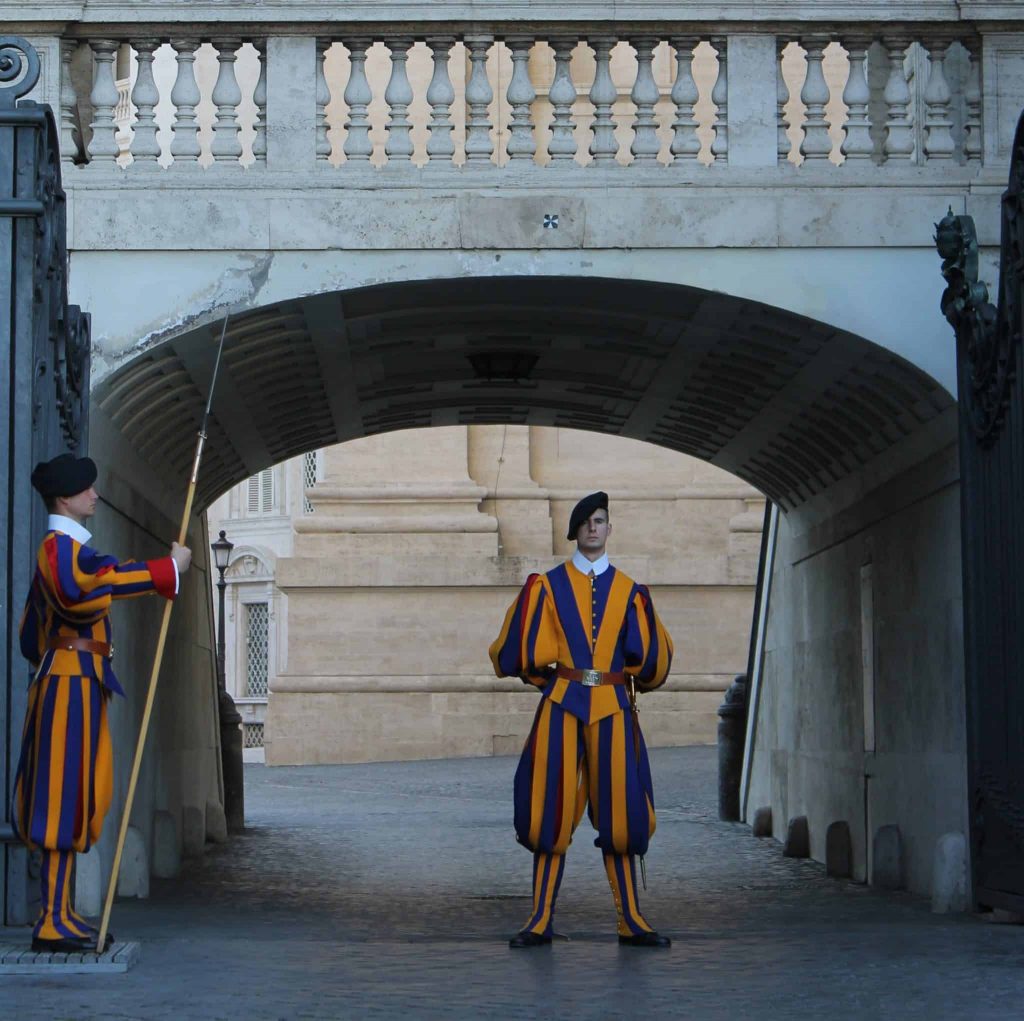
(211, 529), (233, 689)
(210, 528), (244, 834)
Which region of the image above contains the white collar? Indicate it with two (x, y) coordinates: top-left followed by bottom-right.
(47, 514), (92, 545)
(572, 549), (610, 576)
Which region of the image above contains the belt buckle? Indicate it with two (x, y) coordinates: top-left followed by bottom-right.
(581, 669), (602, 687)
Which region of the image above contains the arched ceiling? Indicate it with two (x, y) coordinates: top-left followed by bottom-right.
(95, 276), (954, 513)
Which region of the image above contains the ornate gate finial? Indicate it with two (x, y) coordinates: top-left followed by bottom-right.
(937, 107), (1024, 443)
(0, 37), (41, 108)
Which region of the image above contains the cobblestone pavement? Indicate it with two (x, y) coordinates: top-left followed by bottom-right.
(4, 747), (1023, 1020)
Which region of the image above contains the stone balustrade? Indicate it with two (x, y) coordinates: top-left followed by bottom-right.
(54, 26), (986, 173)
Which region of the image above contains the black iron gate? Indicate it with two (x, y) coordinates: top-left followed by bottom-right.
(937, 110), (1024, 912)
(0, 37), (90, 925)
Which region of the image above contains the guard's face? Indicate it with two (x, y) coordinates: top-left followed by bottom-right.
(60, 485), (98, 521)
(576, 509), (611, 554)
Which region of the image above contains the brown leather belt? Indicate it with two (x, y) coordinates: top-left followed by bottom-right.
(47, 637), (113, 658)
(555, 666), (626, 687)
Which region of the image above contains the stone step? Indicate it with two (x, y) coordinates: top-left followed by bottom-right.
(0, 940), (140, 975)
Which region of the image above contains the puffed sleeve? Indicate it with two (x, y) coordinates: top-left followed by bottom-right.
(38, 533), (177, 623)
(489, 573), (559, 687)
(622, 583), (673, 691)
(19, 579), (45, 667)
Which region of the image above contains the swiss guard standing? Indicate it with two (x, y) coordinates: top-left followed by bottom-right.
(489, 491), (674, 948)
(13, 454), (191, 952)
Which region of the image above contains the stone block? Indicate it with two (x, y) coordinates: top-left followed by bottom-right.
(783, 815), (810, 858)
(74, 848), (102, 918)
(182, 805), (206, 858)
(826, 821), (853, 878)
(152, 810), (180, 879)
(206, 800), (229, 844)
(931, 831), (967, 914)
(752, 806), (773, 838)
(873, 824), (904, 890)
(117, 826), (149, 900)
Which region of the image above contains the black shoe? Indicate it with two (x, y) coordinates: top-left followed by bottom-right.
(31, 935), (95, 954)
(618, 931), (671, 947)
(509, 930), (552, 948)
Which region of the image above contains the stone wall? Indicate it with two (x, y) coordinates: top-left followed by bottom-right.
(745, 436), (967, 895)
(71, 406), (224, 912)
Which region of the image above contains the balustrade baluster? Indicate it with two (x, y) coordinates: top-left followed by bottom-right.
(923, 37), (955, 160)
(588, 36), (618, 164)
(343, 38), (374, 161)
(316, 39), (331, 161)
(800, 36), (832, 160)
(252, 41), (267, 163)
(506, 37), (536, 160)
(170, 39), (202, 163)
(426, 36), (456, 162)
(548, 38), (577, 162)
(464, 35), (495, 163)
(670, 36), (701, 163)
(130, 39), (161, 165)
(777, 38), (791, 163)
(211, 39), (243, 162)
(385, 37), (415, 160)
(60, 40), (79, 164)
(841, 35), (874, 160)
(630, 37), (660, 162)
(882, 37), (914, 161)
(964, 40), (982, 163)
(87, 39), (121, 163)
(711, 38), (728, 162)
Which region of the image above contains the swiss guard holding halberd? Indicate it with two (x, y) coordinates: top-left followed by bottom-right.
(13, 454), (191, 952)
(489, 491), (674, 948)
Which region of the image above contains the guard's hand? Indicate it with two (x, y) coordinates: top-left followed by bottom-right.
(171, 542), (192, 575)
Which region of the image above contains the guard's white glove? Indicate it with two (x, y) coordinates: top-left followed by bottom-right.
(171, 542), (192, 575)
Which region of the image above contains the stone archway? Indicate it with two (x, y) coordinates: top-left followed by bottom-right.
(90, 274), (962, 899)
(94, 275), (954, 519)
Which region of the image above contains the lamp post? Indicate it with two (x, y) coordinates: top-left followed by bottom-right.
(211, 529), (245, 834)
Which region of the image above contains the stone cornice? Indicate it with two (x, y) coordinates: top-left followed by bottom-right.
(1, 0), (1018, 28)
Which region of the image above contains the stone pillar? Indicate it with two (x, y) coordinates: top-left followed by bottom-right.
(717, 674), (746, 820)
(468, 425), (552, 555)
(725, 35), (778, 167)
(266, 36), (317, 171)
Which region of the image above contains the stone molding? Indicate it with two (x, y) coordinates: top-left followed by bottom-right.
(270, 672), (732, 693)
(0, 2), (1003, 27)
(225, 543), (277, 580)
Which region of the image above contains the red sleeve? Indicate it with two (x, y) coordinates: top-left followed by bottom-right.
(146, 557), (178, 600)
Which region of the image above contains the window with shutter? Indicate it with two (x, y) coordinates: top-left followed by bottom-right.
(245, 468), (275, 514)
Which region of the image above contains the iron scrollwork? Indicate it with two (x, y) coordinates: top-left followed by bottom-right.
(936, 111), (1024, 444)
(0, 36), (40, 104)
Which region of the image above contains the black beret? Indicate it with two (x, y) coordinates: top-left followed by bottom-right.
(30, 454), (97, 499)
(567, 491), (609, 541)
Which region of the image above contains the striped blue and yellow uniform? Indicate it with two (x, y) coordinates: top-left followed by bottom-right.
(14, 528), (177, 942)
(489, 558), (673, 938)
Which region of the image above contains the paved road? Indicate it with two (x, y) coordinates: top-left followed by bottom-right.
(4, 747), (1023, 1019)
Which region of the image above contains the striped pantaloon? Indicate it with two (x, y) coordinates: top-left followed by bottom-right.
(13, 674), (113, 939)
(513, 697), (658, 937)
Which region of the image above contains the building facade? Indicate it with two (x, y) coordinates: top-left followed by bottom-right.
(209, 426), (764, 764)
